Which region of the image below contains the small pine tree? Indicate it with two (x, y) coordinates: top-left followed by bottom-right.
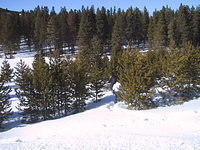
(118, 51), (156, 110)
(32, 54), (52, 120)
(0, 60), (13, 83)
(69, 59), (89, 113)
(49, 51), (72, 116)
(110, 42), (122, 79)
(15, 60), (37, 122)
(0, 82), (11, 128)
(89, 36), (108, 102)
(165, 43), (200, 101)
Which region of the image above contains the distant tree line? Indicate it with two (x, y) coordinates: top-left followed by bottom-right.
(0, 5), (199, 56)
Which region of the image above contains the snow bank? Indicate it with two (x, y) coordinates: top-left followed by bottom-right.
(112, 82), (121, 92)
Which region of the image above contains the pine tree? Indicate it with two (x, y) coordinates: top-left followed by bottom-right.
(111, 10), (126, 45)
(67, 10), (80, 50)
(0, 82), (11, 128)
(125, 7), (134, 48)
(168, 18), (179, 48)
(154, 7), (168, 48)
(46, 15), (60, 53)
(132, 8), (144, 46)
(177, 5), (192, 46)
(0, 60), (13, 83)
(78, 7), (96, 47)
(89, 36), (107, 102)
(58, 7), (70, 51)
(1, 13), (20, 58)
(191, 7), (200, 47)
(163, 43), (200, 102)
(15, 60), (37, 122)
(142, 7), (149, 44)
(96, 7), (109, 44)
(69, 59), (89, 113)
(110, 42), (122, 79)
(32, 54), (52, 120)
(34, 7), (48, 53)
(118, 51), (156, 109)
(77, 8), (96, 73)
(49, 51), (72, 116)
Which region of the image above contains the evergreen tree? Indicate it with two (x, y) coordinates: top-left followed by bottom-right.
(163, 43), (200, 102)
(142, 7), (149, 44)
(69, 59), (89, 113)
(177, 5), (192, 46)
(67, 10), (80, 50)
(154, 7), (168, 47)
(0, 60), (13, 83)
(125, 7), (134, 48)
(34, 7), (49, 53)
(132, 8), (144, 46)
(111, 10), (126, 45)
(49, 51), (72, 116)
(1, 13), (20, 58)
(46, 15), (60, 53)
(32, 54), (52, 120)
(168, 18), (179, 48)
(191, 7), (200, 47)
(58, 7), (70, 51)
(110, 42), (122, 79)
(77, 7), (96, 73)
(78, 7), (96, 47)
(118, 51), (156, 109)
(89, 36), (108, 102)
(96, 7), (109, 44)
(0, 82), (11, 128)
(15, 60), (37, 122)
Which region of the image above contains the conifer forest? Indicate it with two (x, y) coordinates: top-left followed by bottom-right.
(0, 4), (200, 126)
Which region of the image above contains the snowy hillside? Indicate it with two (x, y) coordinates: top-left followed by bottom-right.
(0, 55), (200, 150)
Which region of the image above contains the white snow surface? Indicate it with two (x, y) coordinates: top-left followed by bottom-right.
(0, 54), (200, 150)
(112, 82), (121, 92)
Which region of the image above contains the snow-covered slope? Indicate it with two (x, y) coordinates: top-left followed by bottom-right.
(0, 55), (200, 150)
(1, 92), (200, 150)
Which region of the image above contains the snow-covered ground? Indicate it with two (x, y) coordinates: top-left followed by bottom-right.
(0, 54), (200, 150)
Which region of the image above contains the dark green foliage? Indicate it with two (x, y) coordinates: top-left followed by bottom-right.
(0, 5), (200, 117)
(96, 7), (109, 45)
(0, 12), (20, 58)
(162, 43), (200, 101)
(68, 59), (89, 113)
(118, 51), (156, 109)
(46, 15), (60, 53)
(16, 55), (53, 121)
(111, 10), (126, 45)
(89, 36), (108, 102)
(177, 5), (192, 46)
(0, 5), (199, 56)
(15, 60), (37, 121)
(191, 7), (200, 47)
(0, 60), (13, 83)
(0, 82), (11, 128)
(15, 54), (89, 121)
(34, 7), (49, 53)
(142, 7), (149, 43)
(32, 54), (52, 120)
(78, 7), (96, 47)
(49, 51), (72, 116)
(110, 42), (122, 78)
